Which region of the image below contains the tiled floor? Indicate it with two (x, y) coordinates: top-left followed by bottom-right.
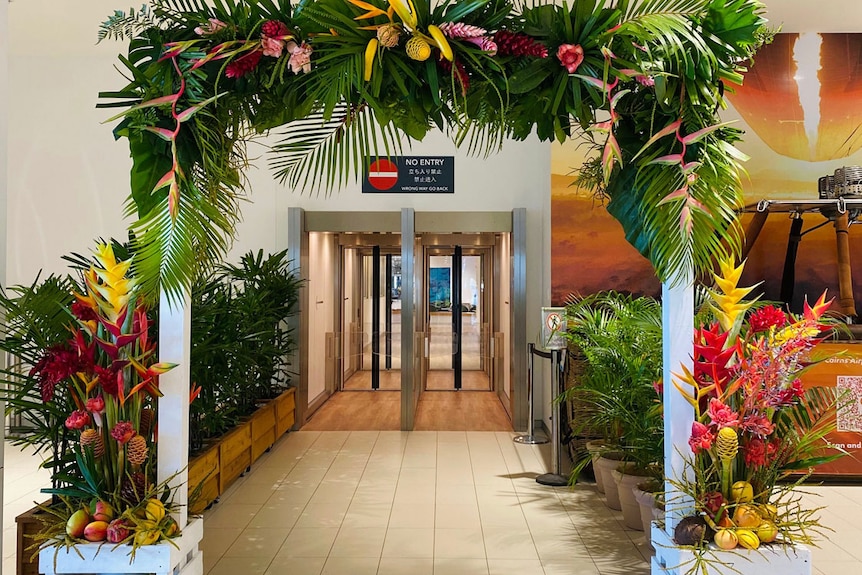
(5, 434), (862, 575)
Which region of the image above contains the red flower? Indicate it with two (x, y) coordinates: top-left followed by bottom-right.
(743, 438), (768, 467)
(702, 491), (725, 515)
(95, 365), (120, 396)
(71, 300), (98, 322)
(261, 20), (290, 39)
(707, 398), (739, 429)
(556, 43), (584, 74)
(86, 396), (105, 413)
(30, 344), (91, 402)
(225, 50), (262, 78)
(749, 305), (787, 333)
(741, 413), (775, 437)
(111, 421), (136, 444)
(689, 421), (715, 454)
(65, 410), (91, 430)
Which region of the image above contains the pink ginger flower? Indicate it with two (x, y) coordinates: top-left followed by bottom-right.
(288, 42), (313, 74)
(636, 75), (654, 87)
(556, 43), (584, 74)
(65, 410), (91, 430)
(707, 398), (739, 429)
(465, 36), (498, 56)
(85, 396), (106, 427)
(261, 36), (285, 58)
(689, 421), (715, 454)
(194, 18), (227, 36)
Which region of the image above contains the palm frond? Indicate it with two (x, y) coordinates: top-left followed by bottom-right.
(98, 6), (160, 43)
(269, 104), (403, 195)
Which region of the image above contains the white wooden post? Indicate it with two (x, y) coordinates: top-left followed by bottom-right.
(661, 275), (695, 534)
(157, 291), (192, 530)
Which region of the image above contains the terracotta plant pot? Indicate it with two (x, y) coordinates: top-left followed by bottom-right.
(594, 455), (624, 510)
(613, 465), (650, 530)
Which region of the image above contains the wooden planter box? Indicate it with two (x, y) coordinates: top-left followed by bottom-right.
(16, 501), (51, 575)
(251, 401), (277, 462)
(274, 387), (296, 437)
(218, 421), (252, 494)
(188, 442), (220, 515)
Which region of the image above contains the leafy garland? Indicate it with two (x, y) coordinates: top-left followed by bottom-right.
(98, 0), (768, 301)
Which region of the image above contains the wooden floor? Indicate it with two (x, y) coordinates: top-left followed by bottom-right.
(301, 390), (512, 431)
(425, 369), (490, 391)
(342, 370), (402, 391)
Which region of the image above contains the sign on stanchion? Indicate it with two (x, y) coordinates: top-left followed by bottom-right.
(513, 343), (550, 445)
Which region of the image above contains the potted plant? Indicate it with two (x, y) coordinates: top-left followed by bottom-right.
(564, 291), (663, 516)
(661, 259), (843, 573)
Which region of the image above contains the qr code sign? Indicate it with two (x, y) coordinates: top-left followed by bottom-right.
(837, 376), (862, 432)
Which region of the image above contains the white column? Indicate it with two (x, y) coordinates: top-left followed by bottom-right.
(157, 292), (192, 529)
(662, 275), (695, 534)
(0, 0), (9, 557)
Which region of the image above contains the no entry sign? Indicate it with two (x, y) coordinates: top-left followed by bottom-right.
(367, 158), (399, 191)
(362, 156), (454, 194)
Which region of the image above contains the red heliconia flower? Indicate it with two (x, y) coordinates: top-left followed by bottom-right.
(749, 305), (787, 333)
(556, 43), (584, 74)
(111, 421), (136, 445)
(65, 410), (91, 430)
(225, 50), (262, 78)
(689, 421), (715, 454)
(693, 323), (737, 392)
(707, 398), (739, 429)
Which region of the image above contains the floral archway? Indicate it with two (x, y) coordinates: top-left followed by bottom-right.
(98, 0), (767, 300)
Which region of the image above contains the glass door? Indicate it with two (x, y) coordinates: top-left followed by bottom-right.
(342, 245), (401, 391)
(426, 246), (490, 390)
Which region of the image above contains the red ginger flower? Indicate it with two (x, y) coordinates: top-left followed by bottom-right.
(86, 396), (105, 414)
(261, 20), (290, 38)
(493, 30), (548, 58)
(438, 58), (470, 95)
(95, 365), (120, 396)
(225, 50), (262, 78)
(743, 437), (776, 467)
(111, 421), (136, 444)
(749, 305), (787, 332)
(707, 398), (739, 429)
(30, 344), (93, 402)
(71, 299), (98, 322)
(65, 410), (91, 430)
(689, 421), (715, 454)
(556, 43), (584, 73)
(741, 413), (775, 437)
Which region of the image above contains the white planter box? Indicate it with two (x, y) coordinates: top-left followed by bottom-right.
(39, 516), (203, 575)
(651, 521), (811, 575)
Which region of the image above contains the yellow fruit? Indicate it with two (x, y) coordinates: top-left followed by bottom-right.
(364, 38), (379, 82)
(756, 520), (778, 543)
(134, 529), (160, 546)
(427, 25), (453, 61)
(736, 529), (760, 550)
(733, 504), (761, 528)
(388, 0), (417, 29)
(714, 529), (738, 550)
(405, 36), (431, 61)
(730, 481), (754, 503)
(164, 517), (180, 537)
(145, 499), (166, 523)
(758, 503), (778, 521)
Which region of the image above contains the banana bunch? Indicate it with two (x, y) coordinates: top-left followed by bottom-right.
(351, 0), (453, 82)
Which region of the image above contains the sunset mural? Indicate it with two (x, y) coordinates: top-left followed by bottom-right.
(551, 33), (862, 311)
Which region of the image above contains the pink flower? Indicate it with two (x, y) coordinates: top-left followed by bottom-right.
(707, 398), (739, 429)
(65, 410), (91, 430)
(636, 74), (654, 87)
(261, 36), (285, 58)
(194, 18), (227, 36)
(652, 379), (663, 396)
(741, 413), (775, 437)
(86, 396), (105, 413)
(288, 42), (313, 74)
(111, 421), (136, 445)
(556, 43), (584, 74)
(749, 305), (787, 332)
(465, 36), (498, 56)
(689, 421), (715, 454)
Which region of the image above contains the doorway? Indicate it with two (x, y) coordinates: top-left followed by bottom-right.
(292, 209), (527, 432)
(425, 245), (491, 391)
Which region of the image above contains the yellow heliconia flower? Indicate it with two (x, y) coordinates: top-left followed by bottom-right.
(86, 244), (137, 319)
(710, 258), (758, 331)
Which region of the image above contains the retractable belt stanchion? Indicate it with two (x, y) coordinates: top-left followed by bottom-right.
(513, 343), (549, 445)
(536, 348), (568, 486)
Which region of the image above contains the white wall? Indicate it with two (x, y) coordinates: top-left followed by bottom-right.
(307, 232), (337, 405)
